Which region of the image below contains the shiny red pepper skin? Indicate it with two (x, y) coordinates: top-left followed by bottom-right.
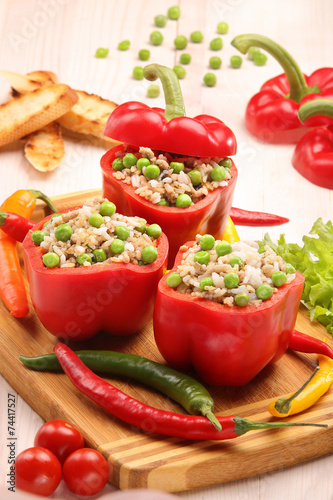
(229, 207), (289, 227)
(101, 145), (237, 265)
(153, 242), (332, 387)
(22, 209), (168, 341)
(0, 211), (35, 242)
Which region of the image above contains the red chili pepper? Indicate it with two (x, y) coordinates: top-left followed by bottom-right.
(292, 99), (333, 189)
(153, 242), (332, 387)
(231, 34), (333, 144)
(54, 343), (327, 440)
(229, 207), (289, 227)
(288, 330), (333, 358)
(0, 211), (35, 242)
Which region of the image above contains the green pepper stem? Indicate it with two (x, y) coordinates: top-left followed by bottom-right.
(274, 366), (320, 414)
(201, 406), (222, 431)
(0, 211), (8, 226)
(299, 99), (333, 122)
(29, 190), (58, 213)
(234, 416), (327, 437)
(143, 64), (186, 121)
(231, 34), (320, 103)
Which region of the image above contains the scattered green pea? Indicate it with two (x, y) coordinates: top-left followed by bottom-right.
(173, 65), (186, 79)
(190, 31), (203, 43)
(110, 239), (125, 255)
(230, 256), (244, 269)
(139, 49), (150, 61)
(217, 22), (229, 34)
(135, 219), (147, 233)
(224, 272), (239, 289)
(115, 225), (130, 241)
(88, 213), (104, 228)
(180, 53), (191, 65)
(146, 223), (162, 239)
(123, 153), (138, 168)
(285, 263), (296, 274)
(76, 254), (92, 266)
(211, 166), (226, 182)
(167, 6), (180, 19)
(150, 31), (163, 46)
(256, 283), (273, 300)
(272, 271), (287, 287)
(187, 169), (201, 186)
(118, 40), (130, 51)
(154, 14), (167, 27)
(95, 47), (109, 58)
(200, 277), (214, 291)
(158, 198), (170, 206)
(194, 251), (210, 265)
(31, 230), (48, 245)
(209, 56), (222, 69)
(42, 252), (60, 268)
(199, 234), (215, 251)
(93, 248), (108, 262)
(133, 66), (144, 80)
(137, 157), (150, 170)
(253, 52), (268, 66)
(144, 164), (160, 178)
(235, 292), (249, 307)
(210, 37), (223, 50)
(174, 35), (187, 50)
(55, 223), (72, 242)
(170, 161), (185, 173)
(176, 193), (192, 208)
(219, 157), (232, 168)
(166, 272), (182, 288)
(203, 73), (217, 87)
(142, 245), (158, 263)
(147, 84), (160, 98)
(99, 201), (116, 217)
(248, 47), (261, 60)
(112, 158), (124, 171)
(216, 240), (232, 256)
(230, 55), (242, 68)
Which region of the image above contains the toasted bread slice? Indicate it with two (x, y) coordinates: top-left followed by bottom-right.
(24, 122), (65, 172)
(0, 84), (78, 147)
(0, 70), (58, 95)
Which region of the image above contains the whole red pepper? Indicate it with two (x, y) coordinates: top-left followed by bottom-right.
(0, 211), (35, 242)
(22, 208), (168, 341)
(231, 34), (333, 144)
(292, 99), (333, 189)
(153, 242), (333, 387)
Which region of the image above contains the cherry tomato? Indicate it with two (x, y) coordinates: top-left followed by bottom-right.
(34, 419), (84, 464)
(15, 447), (61, 497)
(63, 448), (109, 495)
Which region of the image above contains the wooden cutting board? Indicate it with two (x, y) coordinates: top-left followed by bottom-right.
(0, 189), (332, 493)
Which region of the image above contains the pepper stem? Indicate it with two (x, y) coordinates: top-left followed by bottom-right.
(0, 211), (8, 227)
(299, 99), (333, 122)
(143, 64), (186, 121)
(28, 189), (57, 213)
(234, 416), (327, 437)
(274, 366), (320, 415)
(201, 405), (222, 431)
(231, 34), (320, 103)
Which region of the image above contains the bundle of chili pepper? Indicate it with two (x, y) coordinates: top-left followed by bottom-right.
(292, 99), (333, 189)
(0, 190), (57, 317)
(231, 34), (333, 144)
(54, 343), (327, 440)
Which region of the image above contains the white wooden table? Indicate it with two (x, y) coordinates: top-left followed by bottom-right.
(1, 0), (332, 498)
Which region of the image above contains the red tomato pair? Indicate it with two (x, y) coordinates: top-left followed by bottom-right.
(15, 419), (109, 497)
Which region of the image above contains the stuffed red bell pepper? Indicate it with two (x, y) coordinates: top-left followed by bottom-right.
(23, 197), (168, 341)
(153, 234), (333, 386)
(292, 99), (333, 189)
(231, 34), (333, 144)
(101, 63), (238, 265)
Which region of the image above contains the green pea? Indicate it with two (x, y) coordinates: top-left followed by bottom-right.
(142, 245), (158, 263)
(285, 263), (296, 274)
(209, 56), (222, 69)
(224, 272), (239, 289)
(76, 254), (92, 265)
(166, 272), (182, 288)
(139, 49), (150, 61)
(115, 225), (130, 241)
(187, 169), (201, 186)
(200, 234), (215, 251)
(230, 55), (242, 68)
(93, 248), (108, 262)
(216, 240), (232, 256)
(43, 221), (50, 229)
(174, 35), (187, 50)
(173, 65), (186, 79)
(112, 158), (124, 171)
(200, 277), (214, 291)
(31, 230), (48, 245)
(170, 161), (185, 173)
(136, 157), (150, 170)
(272, 271), (287, 287)
(150, 31), (163, 45)
(95, 47), (109, 58)
(135, 219), (147, 233)
(42, 252), (60, 268)
(55, 223), (72, 242)
(211, 166), (226, 182)
(256, 283), (273, 300)
(133, 66), (144, 80)
(88, 213), (104, 228)
(167, 6), (180, 19)
(219, 157), (232, 168)
(146, 223), (162, 239)
(203, 73), (217, 87)
(210, 37), (223, 50)
(123, 153), (138, 168)
(253, 52), (268, 66)
(235, 292), (249, 307)
(180, 53), (191, 65)
(176, 194), (192, 208)
(110, 239), (125, 254)
(158, 198), (170, 206)
(51, 213), (62, 220)
(99, 201), (116, 216)
(248, 47), (261, 60)
(190, 31), (203, 43)
(118, 40), (130, 51)
(230, 256), (244, 269)
(154, 14), (167, 27)
(194, 251), (210, 265)
(217, 22), (229, 34)
(147, 84), (160, 98)
(144, 164), (160, 179)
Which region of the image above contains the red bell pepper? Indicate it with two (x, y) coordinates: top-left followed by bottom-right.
(231, 34), (333, 144)
(22, 208), (168, 341)
(153, 242), (333, 387)
(292, 99), (333, 189)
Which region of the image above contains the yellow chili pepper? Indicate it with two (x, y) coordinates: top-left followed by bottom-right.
(268, 339), (333, 417)
(221, 216), (240, 243)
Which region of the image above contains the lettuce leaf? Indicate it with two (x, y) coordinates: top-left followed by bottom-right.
(257, 218), (333, 335)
